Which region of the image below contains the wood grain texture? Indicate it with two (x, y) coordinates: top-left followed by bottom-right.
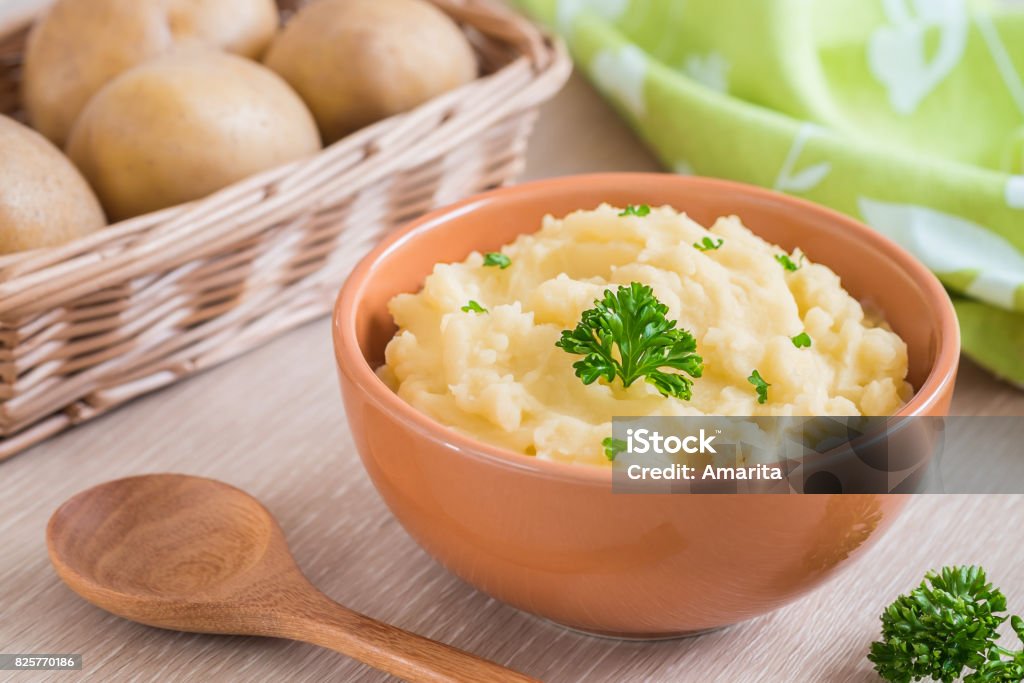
(1, 63), (1024, 683)
(46, 474), (537, 683)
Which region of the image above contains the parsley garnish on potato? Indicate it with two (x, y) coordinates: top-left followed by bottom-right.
(869, 566), (1024, 683)
(693, 236), (724, 251)
(556, 282), (703, 400)
(775, 252), (804, 272)
(602, 437), (628, 461)
(618, 204), (651, 217)
(791, 332), (812, 348)
(461, 300), (487, 313)
(483, 252), (511, 269)
(747, 369), (770, 404)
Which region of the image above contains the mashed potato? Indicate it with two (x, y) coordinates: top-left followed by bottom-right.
(379, 205), (912, 466)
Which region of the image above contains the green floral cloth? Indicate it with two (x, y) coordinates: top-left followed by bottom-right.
(515, 0), (1024, 386)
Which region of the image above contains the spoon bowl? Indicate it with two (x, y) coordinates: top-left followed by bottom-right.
(47, 474), (298, 633)
(50, 475), (277, 601)
(48, 474), (535, 683)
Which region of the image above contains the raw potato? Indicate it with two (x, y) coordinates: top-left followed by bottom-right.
(0, 115), (105, 255)
(264, 0), (477, 144)
(22, 0), (279, 146)
(67, 51), (322, 222)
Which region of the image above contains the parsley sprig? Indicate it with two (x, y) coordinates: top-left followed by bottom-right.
(869, 566), (1024, 683)
(556, 283), (703, 400)
(791, 332), (812, 348)
(461, 300), (487, 313)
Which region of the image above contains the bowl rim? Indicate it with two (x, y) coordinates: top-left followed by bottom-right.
(333, 173), (961, 484)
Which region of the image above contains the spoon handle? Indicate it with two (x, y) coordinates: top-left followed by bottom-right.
(279, 590), (539, 683)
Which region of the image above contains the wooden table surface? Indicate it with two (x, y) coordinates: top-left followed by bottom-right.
(3, 51), (1024, 683)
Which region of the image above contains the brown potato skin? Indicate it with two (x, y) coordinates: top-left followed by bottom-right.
(67, 51), (322, 222)
(264, 0), (478, 145)
(22, 0), (279, 147)
(0, 115), (105, 255)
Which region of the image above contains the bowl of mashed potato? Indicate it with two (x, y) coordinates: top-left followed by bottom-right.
(332, 174), (959, 637)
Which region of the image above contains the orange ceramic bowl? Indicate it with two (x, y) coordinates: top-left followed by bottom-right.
(332, 174), (959, 637)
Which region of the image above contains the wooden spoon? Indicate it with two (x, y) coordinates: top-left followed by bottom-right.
(46, 473), (537, 683)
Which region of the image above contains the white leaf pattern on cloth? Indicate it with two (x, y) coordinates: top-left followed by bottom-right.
(868, 0), (969, 115)
(557, 0), (631, 34)
(974, 12), (1024, 118)
(591, 45), (649, 119)
(1008, 177), (1024, 210)
(859, 197), (1024, 309)
(673, 160), (696, 175)
(774, 124), (832, 193)
(682, 52), (730, 92)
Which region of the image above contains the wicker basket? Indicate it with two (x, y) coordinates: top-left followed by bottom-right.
(0, 0), (570, 461)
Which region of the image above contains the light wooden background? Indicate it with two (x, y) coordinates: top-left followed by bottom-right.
(3, 5), (1024, 682)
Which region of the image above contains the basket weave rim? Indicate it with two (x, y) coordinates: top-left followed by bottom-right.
(0, 0), (571, 317)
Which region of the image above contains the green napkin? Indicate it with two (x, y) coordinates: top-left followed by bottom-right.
(515, 0), (1024, 387)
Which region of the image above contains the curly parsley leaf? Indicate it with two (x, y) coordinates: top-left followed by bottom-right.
(968, 650), (1024, 683)
(791, 332), (812, 348)
(555, 282), (703, 400)
(747, 369), (770, 404)
(483, 252), (511, 269)
(619, 204), (651, 217)
(693, 236), (724, 251)
(775, 252), (804, 272)
(602, 437), (628, 461)
(869, 566), (1023, 683)
(461, 300), (487, 314)
(967, 613), (1024, 681)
